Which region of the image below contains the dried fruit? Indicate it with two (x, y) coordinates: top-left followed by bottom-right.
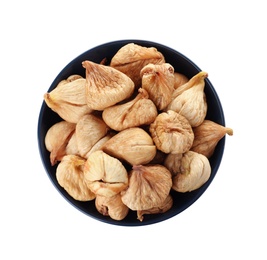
(149, 110), (194, 154)
(191, 120), (233, 158)
(102, 88), (158, 131)
(102, 127), (156, 165)
(137, 194), (173, 222)
(85, 134), (113, 158)
(75, 114), (109, 157)
(171, 71), (205, 98)
(164, 153), (183, 176)
(84, 151), (128, 197)
(121, 165), (172, 210)
(56, 155), (96, 201)
(44, 75), (93, 123)
(82, 60), (134, 110)
(167, 71), (208, 127)
(95, 194), (129, 221)
(65, 132), (79, 156)
(110, 43), (165, 87)
(140, 63), (175, 110)
(45, 121), (76, 166)
(172, 151), (211, 192)
(43, 43), (233, 222)
(173, 72), (189, 89)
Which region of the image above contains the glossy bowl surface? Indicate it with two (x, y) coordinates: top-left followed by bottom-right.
(38, 39), (225, 226)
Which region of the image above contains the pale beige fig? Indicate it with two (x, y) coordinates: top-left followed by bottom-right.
(85, 134), (113, 158)
(191, 120), (233, 158)
(164, 153), (183, 176)
(82, 60), (134, 110)
(65, 132), (79, 156)
(171, 71), (207, 99)
(167, 71), (208, 127)
(84, 151), (128, 197)
(102, 88), (158, 131)
(172, 151), (211, 192)
(45, 121), (76, 166)
(137, 194), (173, 222)
(102, 127), (156, 165)
(173, 72), (189, 89)
(57, 74), (83, 87)
(121, 165), (172, 211)
(75, 114), (109, 158)
(140, 63), (175, 110)
(149, 110), (194, 154)
(110, 43), (165, 87)
(95, 194), (129, 221)
(44, 76), (93, 123)
(56, 155), (96, 201)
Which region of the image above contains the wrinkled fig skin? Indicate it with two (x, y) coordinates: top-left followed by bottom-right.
(84, 151), (128, 197)
(191, 120), (233, 158)
(102, 127), (157, 165)
(85, 134), (113, 159)
(171, 71), (207, 100)
(76, 114), (109, 158)
(102, 88), (158, 131)
(95, 194), (129, 221)
(140, 63), (175, 110)
(137, 194), (173, 222)
(149, 110), (194, 154)
(44, 76), (93, 123)
(65, 132), (79, 157)
(82, 60), (134, 110)
(172, 151), (211, 193)
(167, 71), (208, 127)
(121, 164), (172, 211)
(45, 121), (76, 166)
(164, 153), (183, 176)
(110, 43), (165, 87)
(56, 155), (96, 201)
(173, 72), (189, 89)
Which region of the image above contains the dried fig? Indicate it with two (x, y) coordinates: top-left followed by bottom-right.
(82, 60), (134, 110)
(102, 127), (157, 165)
(110, 43), (165, 87)
(121, 165), (172, 210)
(172, 151), (211, 192)
(191, 120), (233, 158)
(95, 194), (129, 221)
(167, 71), (208, 127)
(137, 194), (173, 222)
(85, 134), (113, 158)
(45, 120), (76, 166)
(140, 63), (175, 110)
(171, 71), (204, 98)
(173, 72), (189, 89)
(56, 155), (96, 201)
(75, 114), (109, 157)
(164, 153), (183, 176)
(149, 110), (194, 154)
(44, 75), (93, 123)
(102, 88), (158, 131)
(84, 151), (128, 197)
(65, 132), (79, 156)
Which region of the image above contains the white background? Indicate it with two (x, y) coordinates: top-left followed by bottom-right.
(1, 0), (266, 259)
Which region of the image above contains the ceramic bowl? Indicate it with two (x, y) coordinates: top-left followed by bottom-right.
(37, 40), (225, 226)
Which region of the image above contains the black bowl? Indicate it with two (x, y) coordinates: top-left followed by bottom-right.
(37, 40), (225, 226)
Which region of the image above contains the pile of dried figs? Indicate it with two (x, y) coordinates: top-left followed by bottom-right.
(44, 43), (233, 222)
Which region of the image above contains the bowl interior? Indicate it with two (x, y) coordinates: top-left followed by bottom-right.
(37, 39), (225, 226)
